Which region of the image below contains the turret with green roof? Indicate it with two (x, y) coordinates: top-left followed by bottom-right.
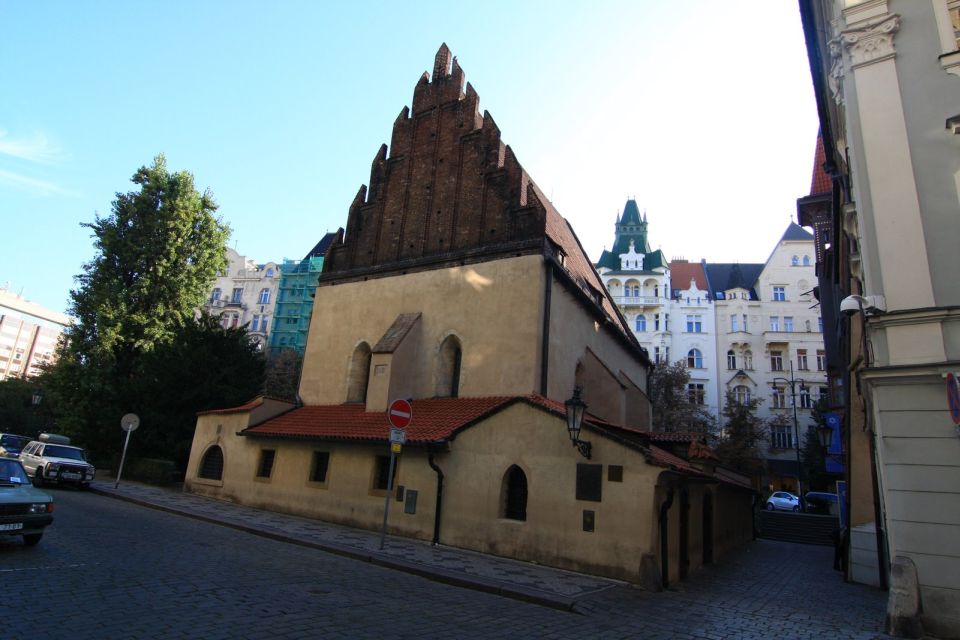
(596, 199), (667, 273)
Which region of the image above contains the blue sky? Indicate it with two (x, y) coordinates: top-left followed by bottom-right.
(1, 1), (819, 314)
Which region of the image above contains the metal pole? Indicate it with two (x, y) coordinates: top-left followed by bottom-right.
(790, 362), (804, 510)
(115, 428), (132, 489)
(379, 450), (397, 550)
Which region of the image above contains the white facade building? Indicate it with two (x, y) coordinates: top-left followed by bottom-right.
(705, 224), (827, 490)
(200, 248), (279, 351)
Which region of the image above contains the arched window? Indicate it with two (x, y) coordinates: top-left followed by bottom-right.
(198, 445), (224, 480)
(258, 288), (271, 304)
(803, 255), (811, 266)
(266, 267), (275, 278)
(791, 255), (800, 266)
(502, 465), (528, 521)
(687, 348), (703, 368)
(734, 385), (751, 404)
(727, 350), (736, 370)
(346, 342), (372, 403)
(635, 315), (646, 332)
(436, 335), (462, 398)
(743, 350), (754, 370)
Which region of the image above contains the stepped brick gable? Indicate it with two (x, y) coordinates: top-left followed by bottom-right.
(322, 43), (547, 277)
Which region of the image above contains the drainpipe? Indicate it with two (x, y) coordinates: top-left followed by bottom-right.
(539, 261), (553, 396)
(428, 449), (445, 545)
(659, 485), (675, 589)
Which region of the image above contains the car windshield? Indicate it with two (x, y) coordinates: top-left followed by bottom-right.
(43, 445), (86, 461)
(0, 460), (31, 484)
(0, 435), (29, 449)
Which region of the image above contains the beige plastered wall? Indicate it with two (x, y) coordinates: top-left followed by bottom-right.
(547, 282), (651, 426)
(300, 255), (545, 405)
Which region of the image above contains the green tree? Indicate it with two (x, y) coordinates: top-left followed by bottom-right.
(264, 348), (303, 402)
(715, 390), (767, 474)
(801, 398), (837, 491)
(133, 314), (265, 468)
(48, 155), (231, 462)
(648, 361), (715, 434)
(0, 377), (55, 436)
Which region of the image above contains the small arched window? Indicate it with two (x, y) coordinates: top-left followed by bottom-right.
(436, 335), (463, 398)
(198, 445), (224, 480)
(346, 342), (372, 403)
(803, 255), (811, 266)
(743, 350), (754, 370)
(502, 465), (528, 521)
(791, 255), (800, 266)
(635, 315), (646, 332)
(687, 348), (703, 368)
(727, 350), (736, 370)
(734, 385), (751, 404)
(266, 267), (275, 278)
(258, 288), (271, 304)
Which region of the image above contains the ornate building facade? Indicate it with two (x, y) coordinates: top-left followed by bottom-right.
(200, 248), (279, 351)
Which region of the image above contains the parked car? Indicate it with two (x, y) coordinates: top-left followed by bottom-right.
(19, 433), (96, 488)
(804, 491), (839, 515)
(0, 458), (54, 546)
(765, 491), (800, 512)
(0, 433), (31, 459)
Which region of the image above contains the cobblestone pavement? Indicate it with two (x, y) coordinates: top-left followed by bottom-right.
(0, 482), (893, 639)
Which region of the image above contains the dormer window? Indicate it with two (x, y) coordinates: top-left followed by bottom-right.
(618, 240), (645, 271)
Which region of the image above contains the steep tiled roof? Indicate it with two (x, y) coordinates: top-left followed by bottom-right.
(373, 313), (421, 353)
(644, 445), (709, 477)
(810, 134), (831, 196)
(242, 397), (515, 444)
(539, 186), (637, 344)
(669, 260), (707, 293)
(703, 263), (764, 297)
(620, 199), (643, 225)
(197, 397), (264, 416)
(779, 222), (814, 243)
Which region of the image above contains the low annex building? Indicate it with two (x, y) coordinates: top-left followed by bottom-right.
(185, 45), (754, 587)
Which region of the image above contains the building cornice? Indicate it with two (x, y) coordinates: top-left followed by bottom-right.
(839, 12), (901, 69)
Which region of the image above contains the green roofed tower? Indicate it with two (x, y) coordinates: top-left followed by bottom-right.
(596, 199), (666, 273)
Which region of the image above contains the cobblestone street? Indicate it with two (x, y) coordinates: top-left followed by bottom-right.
(0, 485), (890, 640)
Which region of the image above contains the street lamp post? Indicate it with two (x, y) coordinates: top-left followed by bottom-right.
(771, 362), (809, 509)
(31, 390), (43, 436)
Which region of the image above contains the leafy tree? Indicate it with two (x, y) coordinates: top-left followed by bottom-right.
(47, 155), (231, 463)
(801, 398), (838, 491)
(264, 348), (303, 402)
(647, 361), (715, 434)
(0, 377), (56, 437)
(715, 390), (767, 474)
(132, 314), (265, 468)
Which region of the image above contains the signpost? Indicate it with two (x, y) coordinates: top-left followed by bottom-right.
(115, 413), (140, 488)
(380, 400), (410, 549)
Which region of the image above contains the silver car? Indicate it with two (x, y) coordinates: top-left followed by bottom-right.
(765, 491), (800, 512)
(19, 434), (96, 488)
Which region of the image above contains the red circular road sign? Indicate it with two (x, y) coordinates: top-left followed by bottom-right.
(388, 399), (413, 429)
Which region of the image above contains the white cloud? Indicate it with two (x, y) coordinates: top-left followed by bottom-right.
(0, 168), (78, 197)
(0, 129), (65, 164)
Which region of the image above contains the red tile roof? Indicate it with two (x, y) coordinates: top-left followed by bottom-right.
(669, 261), (708, 293)
(243, 397), (517, 444)
(637, 431), (707, 443)
(197, 397), (265, 416)
(810, 134), (831, 196)
(644, 444), (709, 477)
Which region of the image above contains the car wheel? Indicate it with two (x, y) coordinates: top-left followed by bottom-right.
(766, 502), (775, 511)
(792, 505), (800, 512)
(23, 533), (42, 546)
(33, 467), (44, 486)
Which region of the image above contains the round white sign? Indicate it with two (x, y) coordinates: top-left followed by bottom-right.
(121, 413), (140, 432)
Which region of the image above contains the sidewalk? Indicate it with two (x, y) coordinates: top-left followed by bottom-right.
(88, 479), (621, 611)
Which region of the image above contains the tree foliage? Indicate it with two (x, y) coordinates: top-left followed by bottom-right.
(264, 349), (303, 402)
(45, 156), (240, 468)
(647, 361), (715, 434)
(0, 377), (57, 437)
(715, 390), (767, 474)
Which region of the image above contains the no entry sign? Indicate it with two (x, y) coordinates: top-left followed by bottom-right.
(388, 399), (412, 429)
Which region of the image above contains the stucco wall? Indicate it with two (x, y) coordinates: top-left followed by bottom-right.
(437, 402), (660, 581)
(300, 255), (545, 405)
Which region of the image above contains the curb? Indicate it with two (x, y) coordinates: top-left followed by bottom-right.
(89, 486), (579, 613)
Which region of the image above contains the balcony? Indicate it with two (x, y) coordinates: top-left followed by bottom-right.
(613, 295), (668, 307)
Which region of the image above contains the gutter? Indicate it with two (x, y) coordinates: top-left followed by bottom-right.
(427, 447), (445, 545)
